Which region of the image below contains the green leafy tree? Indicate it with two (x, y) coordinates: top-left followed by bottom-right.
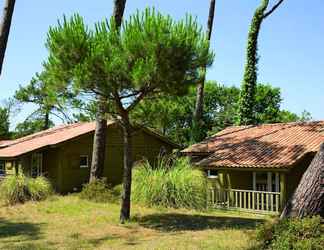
(14, 72), (73, 131)
(133, 82), (305, 146)
(0, 106), (10, 139)
(45, 9), (212, 222)
(254, 84), (281, 123)
(238, 0), (284, 125)
(14, 118), (55, 138)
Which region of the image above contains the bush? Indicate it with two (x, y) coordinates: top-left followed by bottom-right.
(79, 178), (120, 203)
(0, 174), (53, 205)
(27, 176), (53, 201)
(132, 157), (207, 210)
(256, 216), (324, 250)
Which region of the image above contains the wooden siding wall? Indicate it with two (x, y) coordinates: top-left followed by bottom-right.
(212, 170), (253, 190)
(53, 126), (174, 193)
(43, 149), (60, 191)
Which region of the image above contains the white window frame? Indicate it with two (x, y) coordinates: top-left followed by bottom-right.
(207, 169), (218, 179)
(80, 155), (89, 168)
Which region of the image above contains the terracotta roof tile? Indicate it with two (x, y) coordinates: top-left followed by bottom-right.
(182, 121), (324, 168)
(0, 121), (115, 158)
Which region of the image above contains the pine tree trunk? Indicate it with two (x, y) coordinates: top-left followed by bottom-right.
(193, 0), (215, 141)
(90, 96), (107, 182)
(113, 0), (126, 27)
(43, 111), (50, 130)
(89, 0), (126, 182)
(281, 143), (324, 218)
(0, 0), (15, 76)
(120, 116), (133, 223)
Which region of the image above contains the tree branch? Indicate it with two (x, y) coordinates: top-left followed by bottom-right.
(119, 91), (140, 99)
(263, 0), (285, 19)
(126, 91), (147, 112)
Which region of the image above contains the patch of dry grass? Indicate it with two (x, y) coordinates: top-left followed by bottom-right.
(0, 195), (267, 250)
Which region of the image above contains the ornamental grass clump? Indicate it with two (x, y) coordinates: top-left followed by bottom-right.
(0, 174), (53, 205)
(80, 178), (121, 203)
(132, 157), (207, 210)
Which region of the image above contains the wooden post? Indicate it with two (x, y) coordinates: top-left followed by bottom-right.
(14, 160), (18, 176)
(275, 173), (280, 192)
(280, 173), (286, 210)
(219, 171), (225, 188)
(267, 172), (272, 191)
(253, 172), (256, 190)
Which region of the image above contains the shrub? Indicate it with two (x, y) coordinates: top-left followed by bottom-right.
(27, 176), (53, 201)
(0, 174), (53, 205)
(132, 156), (207, 210)
(79, 178), (120, 203)
(256, 216), (324, 250)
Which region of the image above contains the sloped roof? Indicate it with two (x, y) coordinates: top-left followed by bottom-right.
(0, 122), (101, 158)
(182, 121), (324, 169)
(0, 121), (178, 159)
(0, 140), (14, 148)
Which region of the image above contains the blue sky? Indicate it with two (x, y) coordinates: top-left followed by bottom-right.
(1, 0), (323, 128)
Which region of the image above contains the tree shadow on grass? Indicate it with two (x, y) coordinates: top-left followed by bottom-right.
(136, 213), (264, 232)
(0, 218), (43, 241)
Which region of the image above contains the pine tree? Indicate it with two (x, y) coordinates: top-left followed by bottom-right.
(45, 9), (212, 222)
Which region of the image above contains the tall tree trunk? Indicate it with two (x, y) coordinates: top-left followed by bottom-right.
(237, 0), (284, 125)
(90, 97), (107, 182)
(192, 0), (216, 142)
(43, 111), (50, 130)
(0, 0), (15, 76)
(89, 0), (127, 182)
(120, 115), (133, 223)
(113, 0), (126, 27)
(281, 144), (324, 219)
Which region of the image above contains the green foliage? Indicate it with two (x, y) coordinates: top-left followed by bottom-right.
(132, 157), (207, 209)
(26, 176), (54, 201)
(0, 106), (10, 139)
(0, 174), (53, 205)
(14, 72), (74, 133)
(238, 0), (269, 125)
(133, 81), (306, 146)
(45, 8), (213, 118)
(256, 216), (324, 250)
(254, 84), (281, 123)
(14, 118), (55, 138)
(79, 178), (121, 203)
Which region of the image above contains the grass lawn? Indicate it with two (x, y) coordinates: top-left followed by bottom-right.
(0, 195), (268, 250)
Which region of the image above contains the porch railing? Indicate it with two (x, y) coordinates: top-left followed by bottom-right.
(208, 188), (281, 214)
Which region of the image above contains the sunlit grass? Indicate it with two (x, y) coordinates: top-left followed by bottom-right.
(0, 195), (268, 250)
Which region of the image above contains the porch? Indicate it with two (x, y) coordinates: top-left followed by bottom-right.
(206, 169), (287, 214)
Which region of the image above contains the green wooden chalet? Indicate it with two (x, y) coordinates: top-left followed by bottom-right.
(183, 121), (324, 214)
(0, 121), (178, 193)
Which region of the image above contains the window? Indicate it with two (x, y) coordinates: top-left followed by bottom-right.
(0, 161), (5, 176)
(206, 169), (218, 178)
(31, 153), (43, 178)
(80, 155), (89, 168)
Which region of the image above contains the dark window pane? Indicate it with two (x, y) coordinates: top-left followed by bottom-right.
(80, 156), (88, 168)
